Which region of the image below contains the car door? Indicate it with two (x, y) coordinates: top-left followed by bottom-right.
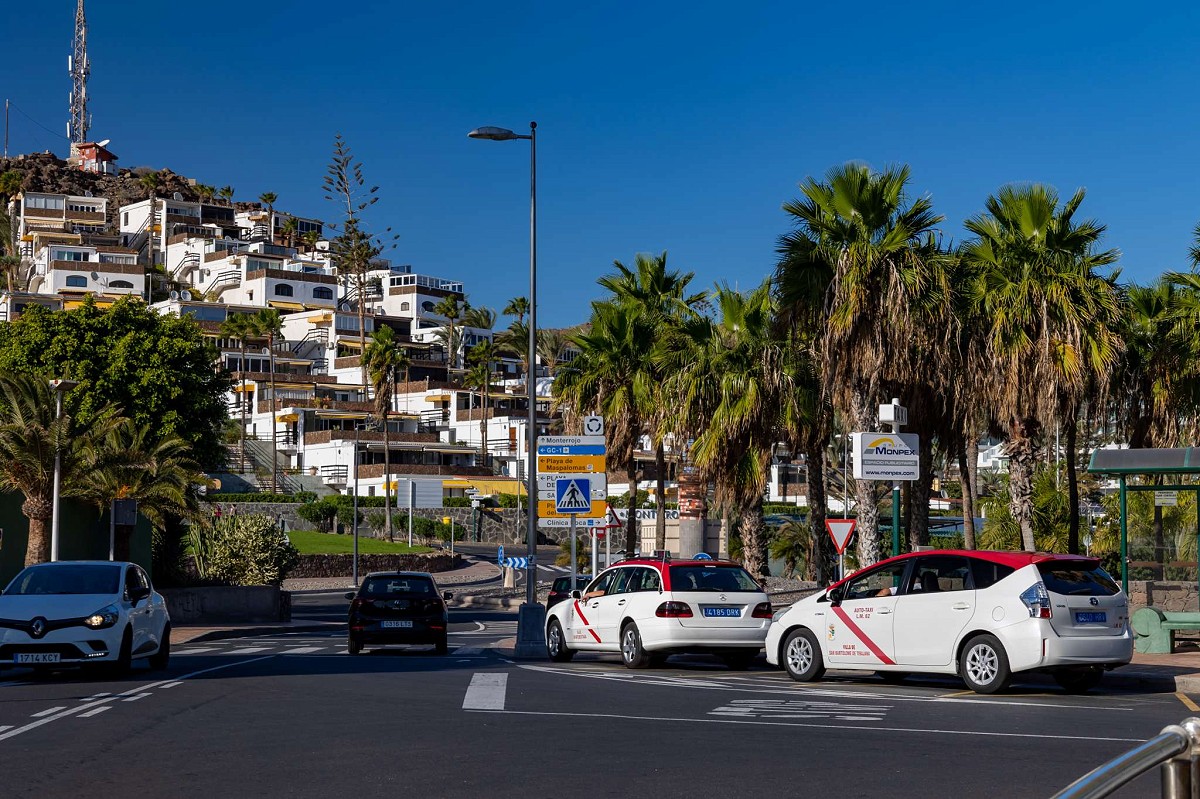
(141, 567), (167, 650)
(892, 556), (976, 667)
(568, 570), (616, 649)
(124, 565), (151, 654)
(825, 560), (909, 667)
(588, 567), (637, 647)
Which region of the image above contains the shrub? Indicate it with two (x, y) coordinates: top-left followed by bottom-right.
(337, 503), (362, 528)
(207, 492), (307, 504)
(443, 496), (471, 508)
(366, 510), (387, 531)
(297, 498), (337, 532)
(203, 514), (299, 586)
(496, 493), (523, 508)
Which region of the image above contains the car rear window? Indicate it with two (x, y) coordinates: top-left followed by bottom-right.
(4, 564), (122, 595)
(971, 559), (1016, 589)
(669, 565), (760, 593)
(360, 576), (435, 598)
(1037, 563), (1119, 597)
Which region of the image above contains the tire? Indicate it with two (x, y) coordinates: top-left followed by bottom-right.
(110, 628), (133, 677)
(876, 670), (909, 684)
(435, 635), (449, 656)
(546, 620), (575, 663)
(782, 628), (825, 682)
(722, 650), (759, 671)
(959, 634), (1012, 694)
(347, 636), (362, 656)
(1053, 666), (1104, 694)
(148, 625), (171, 670)
(620, 623), (651, 669)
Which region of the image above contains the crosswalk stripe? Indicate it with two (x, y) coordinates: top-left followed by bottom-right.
(279, 647), (323, 655)
(173, 648), (217, 655)
(226, 647), (270, 655)
(31, 706), (66, 718)
(78, 706), (111, 718)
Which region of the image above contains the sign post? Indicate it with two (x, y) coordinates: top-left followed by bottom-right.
(826, 519), (857, 581)
(556, 476), (592, 589)
(853, 400), (918, 558)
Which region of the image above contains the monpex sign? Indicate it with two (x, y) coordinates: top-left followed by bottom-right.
(851, 432), (920, 481)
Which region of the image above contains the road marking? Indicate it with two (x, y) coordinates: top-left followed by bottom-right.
(711, 698), (890, 722)
(939, 690), (976, 698)
(0, 726), (10, 733)
(31, 706), (66, 718)
(173, 648), (218, 655)
(78, 706), (111, 718)
(159, 681), (183, 689)
(122, 693), (152, 702)
(467, 708), (1145, 742)
(0, 655), (275, 745)
(279, 647), (323, 655)
(82, 692), (111, 701)
(1177, 692), (1200, 712)
(226, 647), (270, 655)
(462, 673), (508, 710)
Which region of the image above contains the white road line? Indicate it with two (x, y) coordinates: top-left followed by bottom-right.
(31, 706), (66, 718)
(466, 708), (1145, 743)
(462, 673), (508, 710)
(173, 648), (218, 655)
(0, 655), (275, 745)
(225, 647), (270, 655)
(279, 647), (323, 655)
(159, 681), (183, 689)
(78, 706), (111, 718)
(82, 693), (111, 701)
(122, 693), (152, 702)
(0, 726), (10, 733)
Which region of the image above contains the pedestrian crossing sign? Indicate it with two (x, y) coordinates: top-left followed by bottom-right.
(555, 478), (592, 514)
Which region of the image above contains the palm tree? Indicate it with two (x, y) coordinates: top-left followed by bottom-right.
(776, 162), (947, 566)
(252, 309), (284, 493)
(498, 320), (533, 382)
(195, 184), (215, 205)
(258, 192), (278, 242)
(554, 303), (657, 554)
(433, 295), (465, 370)
(504, 296), (529, 325)
(961, 184), (1122, 551)
(536, 330), (569, 377)
(465, 339), (499, 460)
(72, 421), (203, 561)
(220, 313), (255, 472)
(363, 325), (409, 540)
(280, 217), (298, 249)
(462, 305), (496, 332)
(301, 230), (321, 254)
(217, 185), (235, 206)
(769, 520), (812, 579)
(0, 374), (123, 565)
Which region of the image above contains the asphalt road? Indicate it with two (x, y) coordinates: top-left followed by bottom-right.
(0, 604), (1186, 798)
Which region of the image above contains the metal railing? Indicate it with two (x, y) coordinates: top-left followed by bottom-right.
(1053, 717), (1200, 798)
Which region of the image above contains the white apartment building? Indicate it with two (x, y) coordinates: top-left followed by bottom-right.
(26, 242), (145, 301)
(119, 196), (238, 259)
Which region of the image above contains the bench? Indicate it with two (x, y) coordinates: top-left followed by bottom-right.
(1131, 607), (1200, 654)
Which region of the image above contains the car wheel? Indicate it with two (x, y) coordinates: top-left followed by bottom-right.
(876, 670), (909, 684)
(347, 636), (362, 656)
(1053, 666), (1104, 694)
(620, 623), (651, 669)
(722, 649), (759, 671)
(782, 628), (825, 682)
(148, 625), (171, 670)
(547, 620), (575, 663)
(959, 634), (1012, 694)
(435, 635), (449, 656)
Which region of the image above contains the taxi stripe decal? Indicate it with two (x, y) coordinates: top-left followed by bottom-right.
(573, 600), (602, 643)
(831, 606), (895, 665)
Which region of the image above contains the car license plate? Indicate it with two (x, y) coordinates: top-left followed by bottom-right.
(1075, 611), (1107, 624)
(702, 607), (741, 618)
(381, 620), (413, 628)
(14, 653), (60, 664)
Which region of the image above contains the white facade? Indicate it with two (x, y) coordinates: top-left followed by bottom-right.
(27, 242), (145, 299)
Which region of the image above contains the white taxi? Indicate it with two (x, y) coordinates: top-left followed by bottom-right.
(545, 557), (772, 669)
(766, 550), (1132, 694)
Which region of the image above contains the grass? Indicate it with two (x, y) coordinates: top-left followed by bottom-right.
(287, 529), (434, 555)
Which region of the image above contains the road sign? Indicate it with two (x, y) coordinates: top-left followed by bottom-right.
(537, 454), (606, 473)
(537, 435), (605, 452)
(851, 432), (920, 481)
(1155, 491), (1179, 507)
(537, 472), (606, 497)
(539, 516), (608, 528)
(826, 519), (857, 554)
(583, 415), (605, 436)
(538, 499), (606, 519)
(556, 478), (592, 514)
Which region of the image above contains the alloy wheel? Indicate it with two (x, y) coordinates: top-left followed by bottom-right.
(787, 635), (812, 674)
(966, 643), (998, 685)
(622, 629), (637, 662)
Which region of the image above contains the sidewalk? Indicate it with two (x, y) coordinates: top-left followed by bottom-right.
(1116, 649), (1200, 692)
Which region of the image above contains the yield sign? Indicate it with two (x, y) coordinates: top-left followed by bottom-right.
(825, 519), (857, 554)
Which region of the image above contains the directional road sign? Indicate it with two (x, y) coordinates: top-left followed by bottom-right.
(583, 415), (605, 436)
(555, 477), (592, 514)
(537, 472), (606, 499)
(825, 519), (857, 554)
(538, 435), (607, 526)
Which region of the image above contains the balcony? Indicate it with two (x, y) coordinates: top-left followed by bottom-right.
(258, 398), (373, 414)
(320, 464), (348, 485)
(355, 462), (492, 478)
(65, 210), (105, 222)
(303, 430), (438, 445)
(247, 267), (337, 285)
(334, 356), (362, 369)
(23, 207), (65, 219)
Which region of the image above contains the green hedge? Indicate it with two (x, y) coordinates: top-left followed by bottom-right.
(207, 492), (313, 504)
(443, 497), (471, 508)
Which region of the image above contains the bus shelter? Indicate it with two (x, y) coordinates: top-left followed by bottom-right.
(1086, 447), (1200, 596)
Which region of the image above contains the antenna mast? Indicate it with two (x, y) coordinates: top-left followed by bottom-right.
(68, 0), (90, 143)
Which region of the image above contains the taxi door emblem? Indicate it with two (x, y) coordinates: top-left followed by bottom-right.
(827, 624), (836, 640)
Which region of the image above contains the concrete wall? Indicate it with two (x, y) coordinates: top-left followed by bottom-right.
(161, 586), (290, 624)
(1129, 581), (1200, 613)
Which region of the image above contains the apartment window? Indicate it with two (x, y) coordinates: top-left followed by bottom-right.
(313, 286), (333, 300)
(400, 302), (410, 311)
(123, 212), (129, 226)
(52, 249), (88, 262)
(246, 257), (275, 272)
(98, 254), (136, 265)
(110, 280), (134, 289)
(65, 275), (88, 288)
(422, 301), (435, 312)
(26, 196), (65, 210)
(67, 202), (101, 213)
(274, 284), (295, 297)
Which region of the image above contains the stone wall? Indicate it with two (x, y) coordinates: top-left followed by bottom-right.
(1129, 581), (1200, 613)
(288, 552), (461, 578)
(161, 585), (290, 624)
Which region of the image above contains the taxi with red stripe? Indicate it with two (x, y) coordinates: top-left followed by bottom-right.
(545, 556), (772, 669)
(765, 550), (1132, 693)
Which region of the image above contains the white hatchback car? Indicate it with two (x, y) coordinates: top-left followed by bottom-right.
(766, 550), (1132, 693)
(0, 561), (171, 673)
(545, 558), (772, 669)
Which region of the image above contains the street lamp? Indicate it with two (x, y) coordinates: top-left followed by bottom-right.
(48, 378), (78, 561)
(469, 121), (545, 657)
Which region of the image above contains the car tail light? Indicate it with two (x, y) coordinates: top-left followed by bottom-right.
(751, 602), (773, 619)
(655, 601), (693, 618)
(1019, 583), (1052, 619)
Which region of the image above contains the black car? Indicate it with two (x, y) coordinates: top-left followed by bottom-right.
(546, 574), (592, 610)
(345, 572), (453, 655)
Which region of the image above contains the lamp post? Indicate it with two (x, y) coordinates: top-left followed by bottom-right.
(48, 378), (78, 562)
(469, 121), (545, 657)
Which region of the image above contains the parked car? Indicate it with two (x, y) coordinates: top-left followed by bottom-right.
(546, 575), (592, 610)
(765, 550), (1132, 694)
(346, 572), (453, 655)
(0, 561), (171, 674)
(544, 558), (771, 669)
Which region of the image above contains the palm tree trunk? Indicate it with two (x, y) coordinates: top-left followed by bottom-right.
(358, 273), (368, 397)
(739, 498), (769, 578)
(269, 341), (278, 494)
(239, 342), (248, 472)
(1065, 412), (1080, 555)
(654, 442), (667, 551)
(850, 392), (882, 566)
(22, 497), (52, 566)
(1007, 417), (1039, 551)
(803, 441), (833, 583)
(480, 381), (489, 470)
(958, 446), (976, 550)
(625, 458), (639, 555)
(383, 408), (393, 542)
(909, 444), (934, 549)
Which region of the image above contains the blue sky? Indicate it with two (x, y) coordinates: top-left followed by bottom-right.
(4, 1), (1200, 327)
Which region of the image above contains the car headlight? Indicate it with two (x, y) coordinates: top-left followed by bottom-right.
(84, 604), (120, 629)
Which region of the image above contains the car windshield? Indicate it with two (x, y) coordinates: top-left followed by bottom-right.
(360, 577), (435, 598)
(4, 564), (122, 595)
(1038, 563), (1120, 597)
(669, 565), (760, 592)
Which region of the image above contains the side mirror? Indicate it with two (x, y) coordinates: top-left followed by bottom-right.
(344, 591), (356, 600)
(828, 587), (843, 607)
(128, 586), (151, 604)
(570, 589), (582, 600)
(442, 591), (454, 601)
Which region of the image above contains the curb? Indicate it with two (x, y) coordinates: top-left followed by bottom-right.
(175, 622), (342, 644)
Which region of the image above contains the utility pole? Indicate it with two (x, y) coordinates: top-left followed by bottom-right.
(68, 0), (90, 144)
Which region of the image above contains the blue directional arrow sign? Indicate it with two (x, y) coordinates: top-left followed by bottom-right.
(555, 477), (592, 514)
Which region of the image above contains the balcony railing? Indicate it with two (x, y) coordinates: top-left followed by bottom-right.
(356, 462), (492, 478)
(303, 430), (437, 445)
(258, 398), (373, 413)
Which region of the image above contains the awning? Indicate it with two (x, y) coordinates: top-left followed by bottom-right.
(361, 441), (428, 452)
(425, 394), (451, 402)
(274, 412), (300, 423)
(64, 297), (117, 310)
(337, 338), (365, 349)
(441, 478), (527, 495)
(268, 301), (305, 311)
(423, 444), (479, 454)
(314, 409), (370, 420)
(1088, 447), (1200, 475)
(270, 382), (316, 390)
